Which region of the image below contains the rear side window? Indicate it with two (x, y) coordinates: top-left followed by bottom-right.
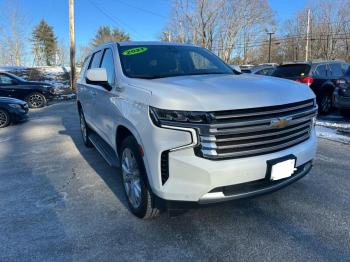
(272, 64), (311, 78)
(313, 65), (327, 78)
(329, 63), (343, 77)
(89, 50), (103, 69)
(341, 63), (350, 76)
(100, 48), (116, 86)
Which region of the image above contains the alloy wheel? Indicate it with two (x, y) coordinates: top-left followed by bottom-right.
(29, 94), (44, 108)
(0, 110), (8, 127)
(122, 148), (142, 209)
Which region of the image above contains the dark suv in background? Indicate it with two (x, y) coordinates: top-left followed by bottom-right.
(334, 69), (350, 117)
(0, 72), (57, 108)
(272, 61), (350, 114)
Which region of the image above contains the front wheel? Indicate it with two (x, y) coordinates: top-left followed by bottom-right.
(120, 136), (160, 219)
(0, 109), (10, 128)
(26, 92), (47, 108)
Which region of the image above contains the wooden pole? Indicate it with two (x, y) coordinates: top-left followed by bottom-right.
(69, 0), (76, 91)
(305, 9), (311, 61)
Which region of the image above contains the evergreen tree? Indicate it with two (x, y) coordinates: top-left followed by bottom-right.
(91, 26), (130, 47)
(32, 19), (58, 66)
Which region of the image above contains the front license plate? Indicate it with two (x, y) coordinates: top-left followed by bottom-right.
(270, 159), (296, 181)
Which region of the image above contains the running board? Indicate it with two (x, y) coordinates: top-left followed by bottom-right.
(89, 132), (119, 167)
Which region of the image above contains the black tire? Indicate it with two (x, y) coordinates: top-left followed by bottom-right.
(318, 93), (332, 115)
(0, 109), (11, 128)
(340, 109), (350, 118)
(26, 92), (47, 108)
(79, 109), (93, 147)
(120, 136), (160, 219)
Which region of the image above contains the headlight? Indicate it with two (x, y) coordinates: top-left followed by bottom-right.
(9, 104), (22, 109)
(149, 106), (211, 126)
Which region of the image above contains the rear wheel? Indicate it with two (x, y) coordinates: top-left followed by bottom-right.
(0, 109), (10, 128)
(27, 92), (47, 108)
(120, 136), (160, 219)
(319, 93), (332, 115)
(79, 109), (93, 147)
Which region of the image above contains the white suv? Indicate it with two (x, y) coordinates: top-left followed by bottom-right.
(77, 42), (317, 218)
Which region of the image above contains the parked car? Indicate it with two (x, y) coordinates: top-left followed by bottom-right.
(0, 72), (57, 108)
(77, 42), (317, 219)
(333, 65), (350, 117)
(0, 97), (29, 128)
(272, 61), (350, 114)
(240, 64), (255, 70)
(241, 65), (276, 75)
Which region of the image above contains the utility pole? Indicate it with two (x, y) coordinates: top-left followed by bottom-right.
(305, 9), (311, 61)
(267, 32), (274, 63)
(69, 0), (76, 91)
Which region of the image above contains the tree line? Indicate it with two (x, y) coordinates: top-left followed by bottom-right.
(1, 0), (349, 67)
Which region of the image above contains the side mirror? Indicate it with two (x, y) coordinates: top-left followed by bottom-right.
(86, 68), (111, 91)
(11, 79), (18, 85)
(230, 65), (242, 74)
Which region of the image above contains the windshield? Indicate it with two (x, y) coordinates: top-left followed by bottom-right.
(118, 45), (234, 79)
(272, 64), (311, 78)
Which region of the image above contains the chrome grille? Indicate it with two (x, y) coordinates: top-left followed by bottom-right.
(197, 99), (317, 159)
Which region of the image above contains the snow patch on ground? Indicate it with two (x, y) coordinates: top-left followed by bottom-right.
(316, 126), (350, 144)
(316, 120), (350, 129)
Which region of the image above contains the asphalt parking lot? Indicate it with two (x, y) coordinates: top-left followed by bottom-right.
(0, 101), (349, 261)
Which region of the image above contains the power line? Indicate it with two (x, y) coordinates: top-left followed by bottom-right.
(115, 0), (168, 19)
(87, 0), (147, 39)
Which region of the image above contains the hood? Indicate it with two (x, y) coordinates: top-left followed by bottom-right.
(0, 96), (27, 105)
(127, 74), (315, 111)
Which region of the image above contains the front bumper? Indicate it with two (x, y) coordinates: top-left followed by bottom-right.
(149, 129), (317, 203)
(9, 109), (29, 123)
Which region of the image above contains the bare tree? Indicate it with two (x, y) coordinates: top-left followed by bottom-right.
(282, 0), (350, 61)
(56, 39), (69, 66)
(0, 0), (31, 66)
(162, 0), (274, 62)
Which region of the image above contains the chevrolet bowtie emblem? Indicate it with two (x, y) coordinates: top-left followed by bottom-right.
(270, 117), (292, 129)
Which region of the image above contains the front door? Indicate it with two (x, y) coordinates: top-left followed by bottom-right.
(0, 74), (16, 97)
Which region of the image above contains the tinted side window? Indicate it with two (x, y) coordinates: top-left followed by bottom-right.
(341, 63), (350, 76)
(272, 64), (311, 77)
(0, 74), (13, 85)
(89, 50), (103, 69)
(100, 49), (116, 86)
(329, 63), (343, 77)
(314, 65), (327, 78)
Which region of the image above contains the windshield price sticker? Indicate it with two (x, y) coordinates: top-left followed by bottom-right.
(122, 47), (148, 56)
